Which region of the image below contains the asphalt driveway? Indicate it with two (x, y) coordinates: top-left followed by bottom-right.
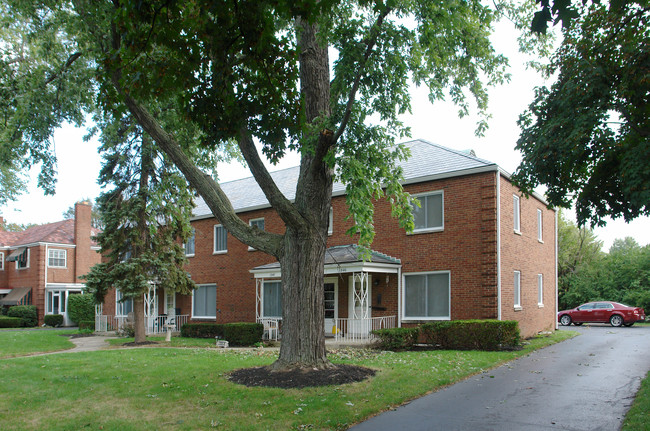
(351, 325), (650, 431)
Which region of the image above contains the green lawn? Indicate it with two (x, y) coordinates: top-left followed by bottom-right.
(622, 370), (650, 431)
(0, 329), (75, 358)
(0, 331), (575, 431)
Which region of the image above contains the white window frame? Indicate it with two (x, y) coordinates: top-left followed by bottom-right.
(184, 228), (195, 257)
(411, 191), (444, 234)
(213, 224), (227, 254)
(115, 289), (133, 317)
(328, 207), (333, 236)
(537, 208), (543, 242)
(401, 270), (451, 321)
(16, 248), (30, 270)
(248, 218), (265, 251)
(0, 252), (4, 271)
(191, 283), (217, 320)
(514, 271), (521, 309)
(537, 273), (544, 306)
(48, 249), (67, 268)
(513, 195), (521, 234)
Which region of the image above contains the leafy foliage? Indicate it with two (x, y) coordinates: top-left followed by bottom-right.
(7, 305), (38, 327)
(420, 320), (521, 351)
(66, 294), (95, 325)
(371, 327), (419, 351)
(0, 316), (22, 328)
(515, 2), (650, 226)
(43, 314), (63, 327)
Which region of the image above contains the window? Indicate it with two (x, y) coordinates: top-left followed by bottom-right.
(48, 249), (67, 268)
(213, 225), (227, 253)
(16, 248), (29, 269)
(262, 281), (282, 318)
(537, 209), (543, 242)
(537, 274), (543, 306)
(192, 284), (217, 319)
(514, 271), (521, 308)
(248, 218), (265, 251)
(115, 289), (133, 317)
(412, 191), (444, 232)
(185, 228), (195, 257)
(513, 195), (521, 233)
(403, 271), (450, 319)
(0, 252), (4, 271)
(328, 207), (333, 235)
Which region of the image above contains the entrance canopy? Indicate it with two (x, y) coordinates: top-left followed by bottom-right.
(0, 287), (32, 306)
(250, 244), (401, 279)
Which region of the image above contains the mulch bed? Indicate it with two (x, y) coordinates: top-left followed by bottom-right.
(60, 333), (96, 339)
(228, 364), (376, 389)
(122, 340), (159, 347)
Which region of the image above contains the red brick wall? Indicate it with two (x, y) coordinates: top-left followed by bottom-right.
(499, 175), (557, 337)
(4, 245), (46, 323)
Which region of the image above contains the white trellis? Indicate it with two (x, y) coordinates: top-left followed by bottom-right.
(144, 283), (158, 332)
(351, 272), (370, 319)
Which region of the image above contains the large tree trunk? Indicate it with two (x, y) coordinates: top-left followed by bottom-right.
(133, 294), (146, 343)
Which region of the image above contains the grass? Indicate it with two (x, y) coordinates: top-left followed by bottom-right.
(0, 331), (575, 431)
(622, 370), (650, 431)
(0, 329), (75, 358)
(107, 336), (219, 348)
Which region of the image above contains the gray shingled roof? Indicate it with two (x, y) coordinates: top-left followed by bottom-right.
(252, 244), (401, 271)
(192, 139), (497, 219)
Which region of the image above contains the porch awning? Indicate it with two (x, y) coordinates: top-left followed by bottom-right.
(5, 247), (27, 262)
(0, 287), (32, 306)
(250, 244), (402, 278)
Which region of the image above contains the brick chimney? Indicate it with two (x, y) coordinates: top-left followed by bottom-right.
(74, 201), (93, 280)
(0, 215), (4, 231)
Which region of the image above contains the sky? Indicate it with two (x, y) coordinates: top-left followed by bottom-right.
(1, 20), (648, 252)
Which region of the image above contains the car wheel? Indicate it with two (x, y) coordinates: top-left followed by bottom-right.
(610, 315), (623, 327)
(624, 323), (634, 327)
(573, 322), (583, 326)
(560, 314), (572, 326)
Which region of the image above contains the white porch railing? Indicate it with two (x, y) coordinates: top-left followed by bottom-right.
(95, 314), (189, 335)
(257, 317), (282, 340)
(334, 316), (396, 342)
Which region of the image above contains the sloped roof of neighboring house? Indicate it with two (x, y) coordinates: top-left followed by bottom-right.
(0, 219), (101, 248)
(193, 139), (498, 219)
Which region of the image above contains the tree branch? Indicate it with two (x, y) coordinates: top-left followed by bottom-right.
(333, 7), (392, 143)
(44, 52), (82, 86)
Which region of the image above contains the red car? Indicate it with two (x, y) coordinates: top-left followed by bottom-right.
(558, 301), (646, 327)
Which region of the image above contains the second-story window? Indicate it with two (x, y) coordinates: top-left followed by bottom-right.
(513, 195), (521, 234)
(213, 225), (227, 254)
(16, 248), (29, 269)
(328, 207), (333, 235)
(184, 228), (195, 257)
(0, 252), (4, 271)
(412, 191), (444, 233)
(248, 218), (265, 251)
(48, 249), (67, 268)
(537, 209), (543, 242)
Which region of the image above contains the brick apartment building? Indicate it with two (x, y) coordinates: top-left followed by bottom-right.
(0, 202), (101, 325)
(97, 139), (557, 339)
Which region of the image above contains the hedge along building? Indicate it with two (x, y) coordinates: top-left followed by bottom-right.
(0, 202), (102, 326)
(97, 139), (557, 339)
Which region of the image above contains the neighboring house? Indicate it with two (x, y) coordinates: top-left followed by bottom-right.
(0, 202), (101, 326)
(97, 139), (557, 339)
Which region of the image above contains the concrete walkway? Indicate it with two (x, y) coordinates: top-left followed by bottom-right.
(26, 335), (118, 357)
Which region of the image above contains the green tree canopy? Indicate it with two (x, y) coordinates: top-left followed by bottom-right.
(514, 1), (649, 226)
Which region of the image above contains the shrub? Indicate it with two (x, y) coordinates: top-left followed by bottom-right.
(223, 323), (263, 346)
(0, 316), (22, 328)
(421, 320), (520, 351)
(44, 314), (64, 327)
(67, 294), (96, 325)
(7, 305), (38, 327)
(181, 323), (225, 339)
(372, 327), (420, 351)
(79, 320), (95, 331)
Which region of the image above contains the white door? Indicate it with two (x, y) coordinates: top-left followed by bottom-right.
(324, 278), (338, 336)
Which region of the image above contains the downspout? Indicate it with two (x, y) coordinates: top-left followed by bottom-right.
(397, 267), (402, 328)
(496, 171), (502, 321)
(44, 244), (49, 317)
(555, 210), (559, 329)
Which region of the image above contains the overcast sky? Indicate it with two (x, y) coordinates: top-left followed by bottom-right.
(1, 20), (648, 252)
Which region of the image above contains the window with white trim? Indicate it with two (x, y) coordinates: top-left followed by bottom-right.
(412, 191), (444, 232)
(48, 249), (67, 268)
(537, 273), (544, 306)
(262, 281), (282, 318)
(537, 209), (543, 242)
(248, 218), (265, 251)
(16, 248), (29, 269)
(213, 225), (227, 253)
(184, 228), (195, 257)
(192, 284), (217, 319)
(328, 207), (333, 235)
(513, 195), (521, 233)
(0, 252), (4, 271)
(403, 271), (450, 319)
(514, 271), (521, 308)
(115, 289), (133, 317)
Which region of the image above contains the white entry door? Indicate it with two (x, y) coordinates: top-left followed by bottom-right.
(323, 278), (338, 336)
